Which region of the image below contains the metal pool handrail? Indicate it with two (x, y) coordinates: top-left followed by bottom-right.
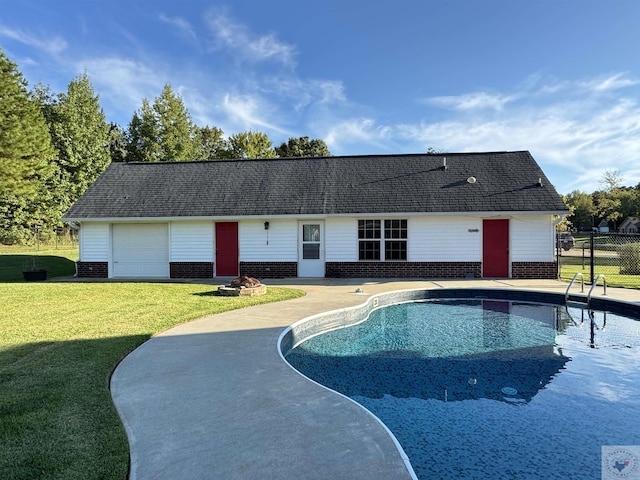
(587, 274), (607, 309)
(565, 272), (584, 303)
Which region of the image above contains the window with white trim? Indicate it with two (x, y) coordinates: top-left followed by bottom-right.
(358, 219), (407, 261)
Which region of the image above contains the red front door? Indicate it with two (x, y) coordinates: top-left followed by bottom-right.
(215, 222), (238, 276)
(483, 219), (509, 278)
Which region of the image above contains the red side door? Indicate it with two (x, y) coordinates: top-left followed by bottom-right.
(215, 222), (239, 276)
(483, 219), (509, 278)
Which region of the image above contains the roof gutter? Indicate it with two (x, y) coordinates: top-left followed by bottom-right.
(62, 210), (570, 223)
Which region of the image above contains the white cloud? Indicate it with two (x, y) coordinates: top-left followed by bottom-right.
(204, 11), (296, 66)
(265, 77), (346, 114)
(222, 93), (290, 134)
(79, 57), (167, 117)
(0, 25), (67, 55)
(324, 118), (392, 152)
(578, 73), (640, 93)
(427, 92), (518, 111)
(158, 14), (198, 44)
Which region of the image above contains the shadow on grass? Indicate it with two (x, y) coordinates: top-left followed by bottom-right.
(192, 290), (221, 297)
(0, 255), (76, 282)
(0, 333), (150, 480)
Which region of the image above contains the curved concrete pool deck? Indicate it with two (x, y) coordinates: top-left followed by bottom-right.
(110, 279), (640, 480)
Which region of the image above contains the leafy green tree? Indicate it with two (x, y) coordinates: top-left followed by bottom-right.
(195, 126), (228, 159)
(611, 187), (639, 221)
(48, 73), (111, 202)
(29, 74), (111, 240)
(564, 190), (595, 231)
(275, 136), (331, 158)
(593, 190), (622, 229)
(153, 84), (198, 161)
(0, 49), (55, 244)
(226, 131), (275, 159)
(0, 48), (54, 197)
(32, 82), (60, 132)
(556, 209), (574, 232)
(108, 123), (128, 162)
(126, 85), (198, 162)
(126, 98), (161, 162)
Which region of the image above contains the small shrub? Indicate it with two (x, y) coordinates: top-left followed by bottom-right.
(618, 243), (640, 275)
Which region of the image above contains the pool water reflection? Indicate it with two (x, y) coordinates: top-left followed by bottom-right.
(285, 299), (640, 480)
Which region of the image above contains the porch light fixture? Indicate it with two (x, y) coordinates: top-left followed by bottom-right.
(264, 221), (270, 230)
(467, 176), (477, 184)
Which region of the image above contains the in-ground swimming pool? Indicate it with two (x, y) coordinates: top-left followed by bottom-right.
(283, 291), (640, 480)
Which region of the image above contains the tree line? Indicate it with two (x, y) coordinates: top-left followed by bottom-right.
(0, 48), (331, 245)
(563, 171), (640, 232)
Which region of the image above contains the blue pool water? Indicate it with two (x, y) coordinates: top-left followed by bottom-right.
(285, 299), (640, 480)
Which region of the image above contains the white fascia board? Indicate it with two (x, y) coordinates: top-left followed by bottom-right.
(61, 214), (330, 223)
(328, 210), (569, 218)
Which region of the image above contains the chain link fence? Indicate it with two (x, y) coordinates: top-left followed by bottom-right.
(558, 232), (640, 289)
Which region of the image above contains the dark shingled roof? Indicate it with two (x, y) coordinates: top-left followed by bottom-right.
(62, 151), (569, 219)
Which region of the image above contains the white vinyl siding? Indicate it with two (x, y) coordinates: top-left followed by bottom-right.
(112, 223), (169, 277)
(510, 215), (555, 261)
(170, 221), (213, 261)
(239, 219), (298, 261)
(326, 216), (486, 262)
(79, 222), (109, 261)
(410, 217), (482, 261)
(325, 218), (357, 261)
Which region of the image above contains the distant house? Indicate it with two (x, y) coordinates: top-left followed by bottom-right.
(619, 217), (640, 234)
(62, 151), (569, 280)
(597, 219), (610, 233)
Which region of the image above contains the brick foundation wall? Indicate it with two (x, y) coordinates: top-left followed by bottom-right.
(511, 262), (558, 279)
(240, 262), (298, 278)
(326, 262), (482, 279)
(76, 261), (109, 278)
(170, 262), (214, 279)
(74, 260), (557, 280)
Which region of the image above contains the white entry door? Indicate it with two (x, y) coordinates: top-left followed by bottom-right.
(298, 221), (325, 277)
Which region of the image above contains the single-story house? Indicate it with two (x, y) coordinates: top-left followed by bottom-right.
(619, 217), (640, 234)
(597, 219), (610, 233)
(62, 151), (569, 280)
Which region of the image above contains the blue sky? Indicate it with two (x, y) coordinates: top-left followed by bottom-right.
(2, 0), (640, 194)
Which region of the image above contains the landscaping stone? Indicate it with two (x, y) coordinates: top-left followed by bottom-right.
(218, 284), (267, 297)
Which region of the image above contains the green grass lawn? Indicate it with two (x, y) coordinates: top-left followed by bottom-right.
(558, 255), (640, 289)
(0, 245), (78, 281)
(558, 233), (640, 289)
(0, 246), (304, 479)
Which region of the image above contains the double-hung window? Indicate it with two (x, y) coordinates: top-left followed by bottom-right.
(358, 219), (407, 261)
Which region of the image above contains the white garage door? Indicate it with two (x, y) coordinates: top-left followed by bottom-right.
(112, 224), (169, 277)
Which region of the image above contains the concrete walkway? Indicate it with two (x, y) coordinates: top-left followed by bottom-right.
(110, 279), (640, 480)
